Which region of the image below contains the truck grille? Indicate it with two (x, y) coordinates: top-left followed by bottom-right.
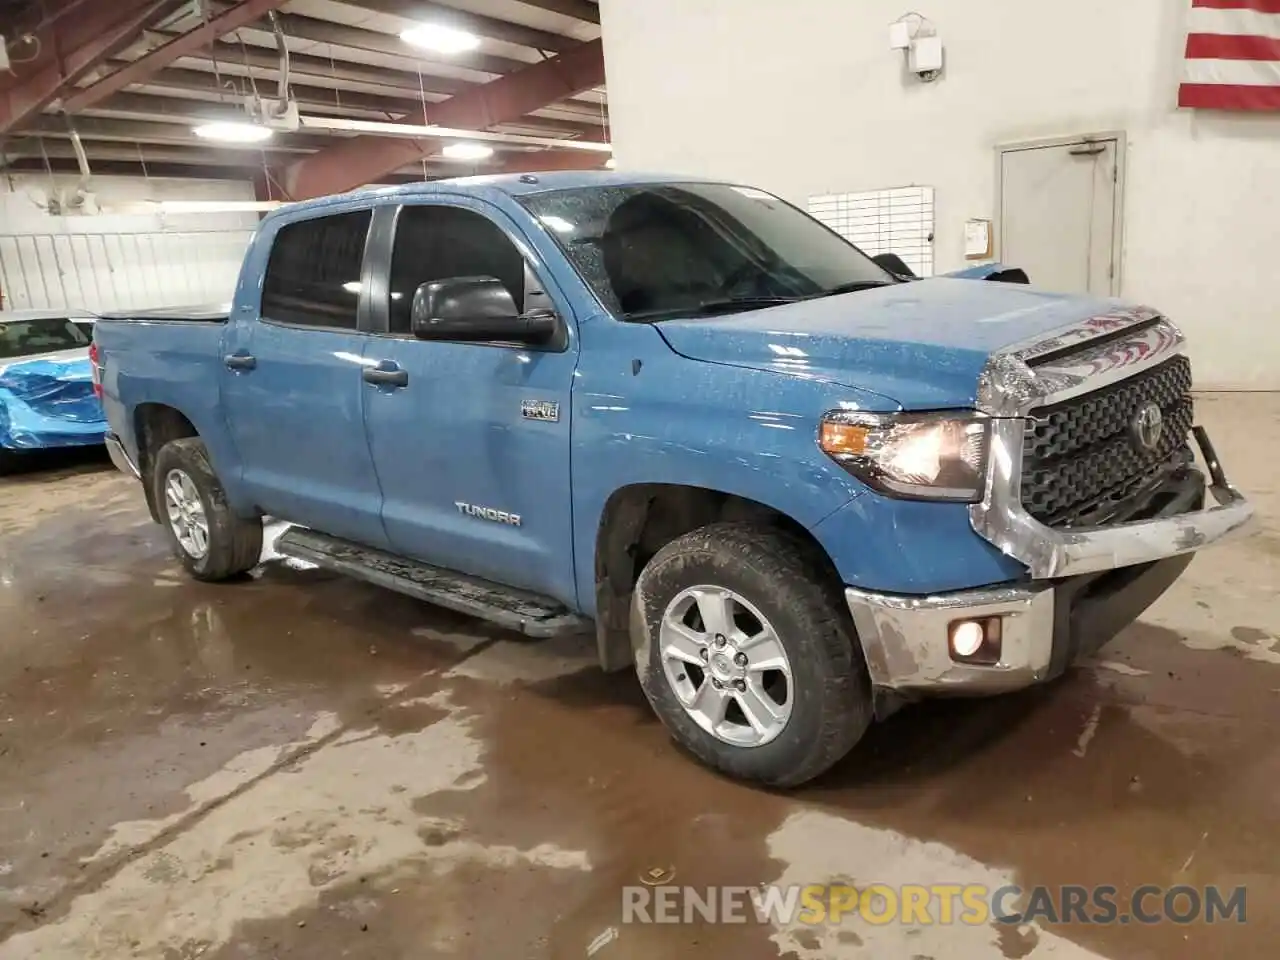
(1021, 355), (1193, 527)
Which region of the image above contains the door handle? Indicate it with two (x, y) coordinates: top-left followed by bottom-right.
(224, 353), (257, 371)
(363, 365), (409, 388)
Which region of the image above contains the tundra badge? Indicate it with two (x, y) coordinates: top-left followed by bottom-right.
(521, 399), (560, 422)
(455, 502), (522, 527)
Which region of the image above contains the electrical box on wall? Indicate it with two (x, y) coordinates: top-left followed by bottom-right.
(888, 21), (912, 50)
(909, 35), (944, 73)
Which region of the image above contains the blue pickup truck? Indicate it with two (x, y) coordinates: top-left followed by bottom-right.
(93, 172), (1255, 786)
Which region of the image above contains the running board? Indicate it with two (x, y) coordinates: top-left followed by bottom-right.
(275, 528), (591, 639)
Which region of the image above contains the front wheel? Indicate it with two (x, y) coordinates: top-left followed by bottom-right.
(631, 522), (872, 787)
(152, 437), (262, 581)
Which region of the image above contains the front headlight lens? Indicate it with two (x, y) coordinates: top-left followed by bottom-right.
(819, 411), (989, 501)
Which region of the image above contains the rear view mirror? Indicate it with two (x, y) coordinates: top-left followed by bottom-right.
(872, 253), (917, 280)
(410, 276), (556, 344)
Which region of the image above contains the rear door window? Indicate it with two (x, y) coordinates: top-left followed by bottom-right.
(261, 210), (372, 329)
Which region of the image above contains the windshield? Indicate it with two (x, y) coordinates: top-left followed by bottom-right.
(0, 318), (90, 360)
(518, 182), (895, 320)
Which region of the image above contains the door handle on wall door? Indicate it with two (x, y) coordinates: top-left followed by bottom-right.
(224, 353), (257, 371)
(363, 366), (409, 388)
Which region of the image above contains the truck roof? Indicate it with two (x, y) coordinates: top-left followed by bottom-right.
(270, 170), (720, 222)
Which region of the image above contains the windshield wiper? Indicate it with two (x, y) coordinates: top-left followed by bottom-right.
(627, 296), (802, 321)
(811, 280), (897, 300)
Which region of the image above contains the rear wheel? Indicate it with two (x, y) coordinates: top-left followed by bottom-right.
(631, 522), (872, 787)
(152, 438), (262, 581)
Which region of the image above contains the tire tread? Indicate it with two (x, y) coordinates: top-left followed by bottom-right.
(634, 521), (871, 787)
(153, 437), (262, 581)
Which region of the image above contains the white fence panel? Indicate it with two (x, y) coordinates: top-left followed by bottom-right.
(0, 227), (253, 312)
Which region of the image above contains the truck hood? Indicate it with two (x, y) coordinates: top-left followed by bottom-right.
(654, 278), (1124, 409)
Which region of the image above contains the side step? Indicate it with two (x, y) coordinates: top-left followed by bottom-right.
(275, 528), (591, 639)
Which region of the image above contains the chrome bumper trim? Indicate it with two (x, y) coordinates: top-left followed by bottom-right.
(845, 584), (1056, 694)
(105, 433), (140, 479)
(971, 310), (1256, 579)
(970, 420), (1255, 580)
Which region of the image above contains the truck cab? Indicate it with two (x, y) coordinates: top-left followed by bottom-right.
(94, 171), (1255, 787)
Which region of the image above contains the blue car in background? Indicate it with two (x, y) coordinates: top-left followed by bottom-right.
(0, 310), (107, 472)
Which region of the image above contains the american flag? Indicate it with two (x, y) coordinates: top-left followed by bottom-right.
(1179, 0), (1280, 110)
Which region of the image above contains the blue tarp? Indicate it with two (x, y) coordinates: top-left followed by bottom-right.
(0, 356), (107, 450)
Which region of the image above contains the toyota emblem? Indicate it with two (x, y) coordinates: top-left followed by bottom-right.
(1131, 401), (1164, 452)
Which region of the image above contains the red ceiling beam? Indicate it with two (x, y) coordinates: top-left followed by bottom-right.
(61, 0), (290, 115)
(390, 148), (606, 180)
(343, 0), (576, 52)
(514, 0), (601, 23)
(0, 0), (177, 135)
(285, 38), (606, 199)
(265, 12), (528, 77)
(494, 150), (608, 174)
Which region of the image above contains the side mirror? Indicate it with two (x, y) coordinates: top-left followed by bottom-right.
(872, 252), (917, 280)
(410, 276), (556, 344)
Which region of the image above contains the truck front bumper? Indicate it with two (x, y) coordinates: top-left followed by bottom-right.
(846, 553), (1192, 695)
(845, 438), (1254, 696)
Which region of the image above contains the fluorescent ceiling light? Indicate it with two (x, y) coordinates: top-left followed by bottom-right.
(400, 24), (481, 54)
(299, 115), (613, 152)
(441, 142), (494, 161)
(193, 121), (273, 144)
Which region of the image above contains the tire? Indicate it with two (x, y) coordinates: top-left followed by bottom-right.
(631, 522), (872, 787)
(152, 437), (262, 581)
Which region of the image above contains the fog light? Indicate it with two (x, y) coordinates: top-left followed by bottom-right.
(950, 620), (985, 657)
(948, 616), (1002, 663)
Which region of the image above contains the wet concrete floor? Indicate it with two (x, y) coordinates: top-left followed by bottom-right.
(0, 393), (1277, 959)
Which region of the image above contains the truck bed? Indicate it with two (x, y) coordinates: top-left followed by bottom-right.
(93, 307), (232, 475)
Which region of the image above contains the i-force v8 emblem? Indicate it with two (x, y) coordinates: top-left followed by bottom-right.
(521, 399), (560, 422)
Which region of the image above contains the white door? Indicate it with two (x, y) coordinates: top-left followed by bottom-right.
(998, 137), (1121, 296)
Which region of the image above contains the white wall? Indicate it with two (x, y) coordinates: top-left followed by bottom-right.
(599, 0), (1280, 389)
(0, 174), (257, 313)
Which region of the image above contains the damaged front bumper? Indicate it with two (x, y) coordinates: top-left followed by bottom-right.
(845, 429), (1254, 697)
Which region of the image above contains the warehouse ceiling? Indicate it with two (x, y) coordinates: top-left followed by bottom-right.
(0, 0), (608, 197)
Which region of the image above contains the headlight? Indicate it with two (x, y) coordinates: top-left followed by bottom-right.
(819, 411), (989, 501)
